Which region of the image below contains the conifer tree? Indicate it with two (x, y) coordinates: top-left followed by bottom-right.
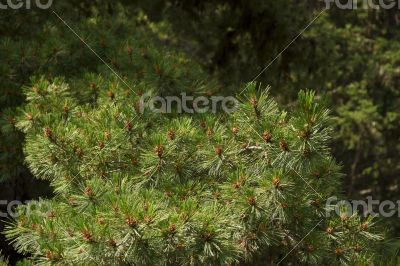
(0, 12), (213, 183)
(5, 75), (383, 265)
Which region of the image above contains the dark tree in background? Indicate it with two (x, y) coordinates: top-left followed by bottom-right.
(132, 0), (400, 204)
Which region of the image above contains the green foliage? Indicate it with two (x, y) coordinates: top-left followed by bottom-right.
(0, 1), (398, 264)
(0, 6), (214, 182)
(15, 260), (34, 266)
(5, 77), (383, 264)
(0, 251), (8, 266)
(133, 1), (400, 203)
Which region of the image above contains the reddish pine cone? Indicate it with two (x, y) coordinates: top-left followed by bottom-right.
(359, 223), (369, 231)
(98, 141), (105, 150)
(262, 131), (272, 143)
(250, 97), (258, 108)
(207, 128), (213, 137)
(84, 187), (93, 197)
(82, 229), (93, 242)
(107, 91), (115, 100)
(44, 128), (53, 139)
(125, 121), (133, 131)
(46, 251), (54, 261)
(169, 224), (177, 234)
(326, 227), (334, 234)
(247, 197), (256, 206)
(214, 145), (223, 156)
(127, 47), (133, 56)
(279, 140), (288, 152)
(272, 177), (281, 187)
(104, 131), (111, 140)
(155, 64), (162, 76)
(335, 248), (343, 256)
(353, 245), (361, 253)
(125, 216), (138, 227)
(108, 239), (117, 248)
(155, 145), (164, 158)
(167, 130), (175, 140)
(233, 182), (241, 189)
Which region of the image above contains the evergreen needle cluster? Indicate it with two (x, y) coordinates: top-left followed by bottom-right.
(6, 78), (382, 265)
